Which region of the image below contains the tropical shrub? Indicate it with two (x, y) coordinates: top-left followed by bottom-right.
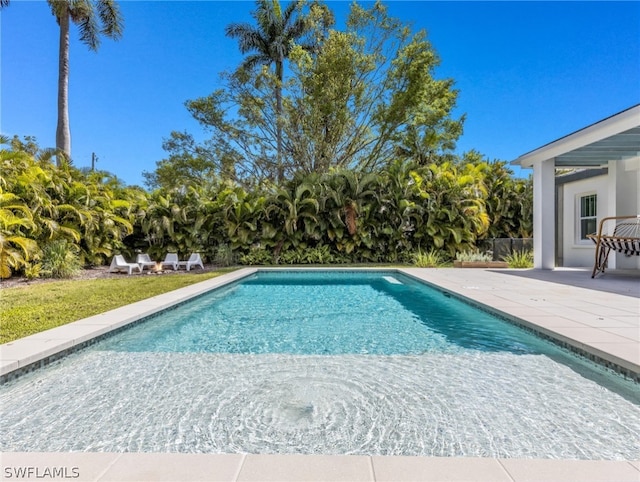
(278, 245), (335, 264)
(24, 262), (43, 281)
(239, 248), (273, 265)
(480, 161), (533, 239)
(413, 248), (445, 268)
(1, 137), (140, 276)
(134, 158), (527, 266)
(41, 239), (82, 278)
(504, 250), (534, 268)
(2, 135), (533, 274)
(0, 192), (39, 279)
(300, 245), (334, 264)
(410, 162), (490, 257)
(212, 243), (234, 267)
(455, 250), (493, 262)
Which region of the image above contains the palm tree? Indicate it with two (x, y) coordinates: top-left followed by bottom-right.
(225, 0), (310, 182)
(47, 0), (123, 165)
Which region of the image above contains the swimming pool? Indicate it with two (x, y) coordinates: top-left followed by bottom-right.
(1, 270), (638, 459)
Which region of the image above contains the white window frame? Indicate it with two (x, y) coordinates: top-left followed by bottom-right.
(576, 192), (597, 245)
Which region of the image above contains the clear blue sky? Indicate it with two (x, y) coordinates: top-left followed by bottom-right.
(2, 1), (639, 187)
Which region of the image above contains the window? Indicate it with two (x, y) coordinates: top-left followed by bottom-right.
(579, 194), (597, 240)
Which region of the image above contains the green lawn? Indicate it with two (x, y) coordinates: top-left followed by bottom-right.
(0, 269), (235, 344)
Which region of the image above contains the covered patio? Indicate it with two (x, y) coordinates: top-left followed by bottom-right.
(512, 105), (640, 270)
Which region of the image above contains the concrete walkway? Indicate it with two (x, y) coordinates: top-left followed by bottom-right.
(1, 267), (638, 481)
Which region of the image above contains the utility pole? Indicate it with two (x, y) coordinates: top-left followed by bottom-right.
(91, 152), (98, 171)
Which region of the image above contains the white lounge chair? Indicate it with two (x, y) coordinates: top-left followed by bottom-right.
(109, 255), (142, 275)
(180, 253), (204, 271)
(136, 253), (157, 271)
(161, 253), (179, 271)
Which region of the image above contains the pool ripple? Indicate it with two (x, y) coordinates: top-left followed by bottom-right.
(1, 351), (638, 459)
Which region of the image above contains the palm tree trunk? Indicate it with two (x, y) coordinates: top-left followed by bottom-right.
(56, 7), (71, 166)
(275, 60), (283, 182)
(273, 0), (284, 182)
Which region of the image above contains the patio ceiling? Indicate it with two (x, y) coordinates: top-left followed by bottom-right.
(552, 126), (640, 167)
(512, 104), (640, 169)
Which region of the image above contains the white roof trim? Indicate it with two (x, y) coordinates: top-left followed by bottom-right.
(512, 105), (640, 168)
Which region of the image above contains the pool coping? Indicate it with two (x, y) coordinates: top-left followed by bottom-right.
(1, 267), (639, 481)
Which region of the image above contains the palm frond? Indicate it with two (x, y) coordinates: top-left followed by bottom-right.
(241, 53), (272, 72)
(282, 0), (302, 22)
(97, 0), (123, 39)
(225, 23), (257, 43)
(71, 0), (100, 50)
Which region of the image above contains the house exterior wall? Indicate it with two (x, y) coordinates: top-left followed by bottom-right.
(561, 175), (608, 267)
(614, 157), (640, 270)
(559, 161), (640, 269)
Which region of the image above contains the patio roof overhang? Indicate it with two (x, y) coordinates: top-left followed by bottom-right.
(512, 104), (640, 169)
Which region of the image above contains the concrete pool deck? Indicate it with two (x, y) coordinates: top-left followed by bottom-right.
(1, 267), (639, 481)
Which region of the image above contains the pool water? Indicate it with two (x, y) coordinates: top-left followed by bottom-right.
(1, 270), (639, 459)
(97, 271), (539, 355)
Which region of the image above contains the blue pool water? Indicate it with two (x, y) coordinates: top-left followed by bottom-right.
(1, 270), (639, 459)
(99, 271), (547, 355)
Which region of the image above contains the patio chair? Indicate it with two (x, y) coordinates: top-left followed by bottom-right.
(161, 253), (179, 271)
(136, 253), (157, 271)
(109, 255), (142, 275)
(179, 253), (204, 271)
(587, 215), (640, 278)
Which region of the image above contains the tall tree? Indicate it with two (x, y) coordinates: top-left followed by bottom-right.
(286, 1), (463, 172)
(142, 132), (225, 191)
(225, 0), (312, 181)
(187, 1), (461, 181)
(47, 0), (123, 165)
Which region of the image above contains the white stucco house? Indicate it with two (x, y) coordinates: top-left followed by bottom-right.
(512, 104), (640, 270)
